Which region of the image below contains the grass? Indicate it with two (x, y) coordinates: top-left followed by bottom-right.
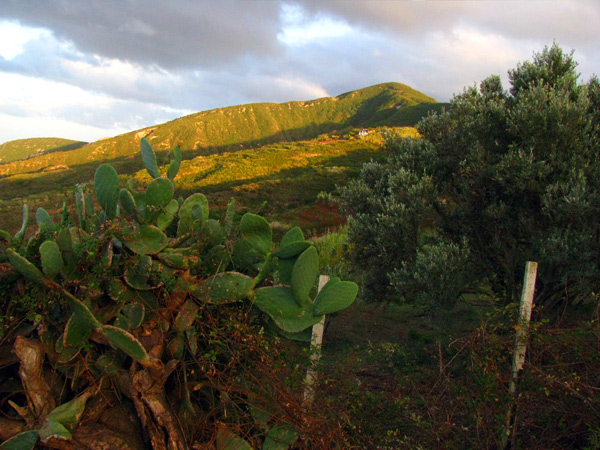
(309, 299), (600, 449)
(0, 128), (415, 235)
(311, 226), (350, 278)
(301, 228), (600, 449)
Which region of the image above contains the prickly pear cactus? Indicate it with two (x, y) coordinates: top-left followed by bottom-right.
(0, 138), (358, 450)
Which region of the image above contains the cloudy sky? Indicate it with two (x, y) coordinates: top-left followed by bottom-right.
(1, 1), (598, 145)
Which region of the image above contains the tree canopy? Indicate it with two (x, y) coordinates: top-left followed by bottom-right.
(339, 44), (600, 315)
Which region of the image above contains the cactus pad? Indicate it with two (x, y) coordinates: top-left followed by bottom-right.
(141, 137), (161, 179)
(6, 248), (45, 283)
(157, 199), (179, 230)
(45, 388), (95, 428)
(253, 286), (323, 333)
(13, 203), (29, 243)
(39, 421), (72, 443)
(312, 278), (358, 316)
(39, 241), (64, 278)
(167, 144), (182, 180)
(100, 325), (151, 365)
(144, 177), (174, 223)
(192, 272), (254, 304)
(178, 193), (209, 236)
(291, 247), (319, 307)
(280, 226), (304, 248)
(119, 188), (138, 218)
(123, 225), (169, 255)
(276, 240), (313, 259)
(122, 303), (145, 329)
(67, 296), (102, 331)
(0, 429), (39, 450)
(63, 313), (93, 348)
(94, 164), (120, 219)
(263, 424), (299, 450)
(240, 213), (272, 256)
(36, 207), (54, 233)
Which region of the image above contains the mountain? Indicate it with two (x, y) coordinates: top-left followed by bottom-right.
(0, 137), (87, 164)
(0, 82), (445, 201)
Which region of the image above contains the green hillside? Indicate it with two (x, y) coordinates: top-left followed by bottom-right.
(0, 127), (418, 235)
(0, 137), (86, 164)
(0, 82), (444, 198)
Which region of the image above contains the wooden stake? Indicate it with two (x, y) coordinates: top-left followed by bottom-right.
(501, 261), (538, 449)
(303, 275), (329, 406)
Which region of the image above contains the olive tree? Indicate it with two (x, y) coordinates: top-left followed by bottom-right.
(339, 44), (600, 315)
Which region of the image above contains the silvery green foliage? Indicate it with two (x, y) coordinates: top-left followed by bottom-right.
(340, 44), (600, 314)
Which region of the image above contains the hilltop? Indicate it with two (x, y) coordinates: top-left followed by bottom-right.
(0, 82), (443, 197)
(0, 137), (87, 164)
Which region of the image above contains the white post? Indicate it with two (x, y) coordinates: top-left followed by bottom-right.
(501, 261), (538, 449)
(303, 275), (329, 406)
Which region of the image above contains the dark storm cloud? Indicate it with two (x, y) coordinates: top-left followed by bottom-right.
(1, 0), (283, 69)
(3, 0), (599, 101)
(293, 0), (599, 44)
(1, 0), (599, 144)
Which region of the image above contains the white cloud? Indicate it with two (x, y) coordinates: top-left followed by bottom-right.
(242, 75), (329, 101)
(422, 26), (531, 97)
(0, 20), (47, 60)
(0, 112), (126, 143)
(60, 55), (187, 104)
(434, 26), (521, 67)
(0, 72), (114, 117)
(0, 72), (192, 141)
(278, 3), (353, 46)
(1, 1), (283, 68)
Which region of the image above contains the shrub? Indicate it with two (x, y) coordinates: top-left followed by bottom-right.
(339, 44), (600, 315)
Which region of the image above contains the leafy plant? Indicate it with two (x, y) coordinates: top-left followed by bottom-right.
(0, 138), (358, 449)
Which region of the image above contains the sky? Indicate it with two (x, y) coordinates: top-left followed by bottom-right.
(0, 1), (599, 145)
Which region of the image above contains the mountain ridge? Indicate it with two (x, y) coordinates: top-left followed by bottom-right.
(0, 82), (445, 198)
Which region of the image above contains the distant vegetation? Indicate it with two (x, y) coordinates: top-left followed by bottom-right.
(0, 82), (435, 234)
(0, 137), (86, 164)
(0, 83), (443, 199)
(0, 128), (418, 235)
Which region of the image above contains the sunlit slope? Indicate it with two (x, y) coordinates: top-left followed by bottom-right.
(0, 137), (86, 164)
(0, 128), (418, 234)
(0, 82), (442, 185)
